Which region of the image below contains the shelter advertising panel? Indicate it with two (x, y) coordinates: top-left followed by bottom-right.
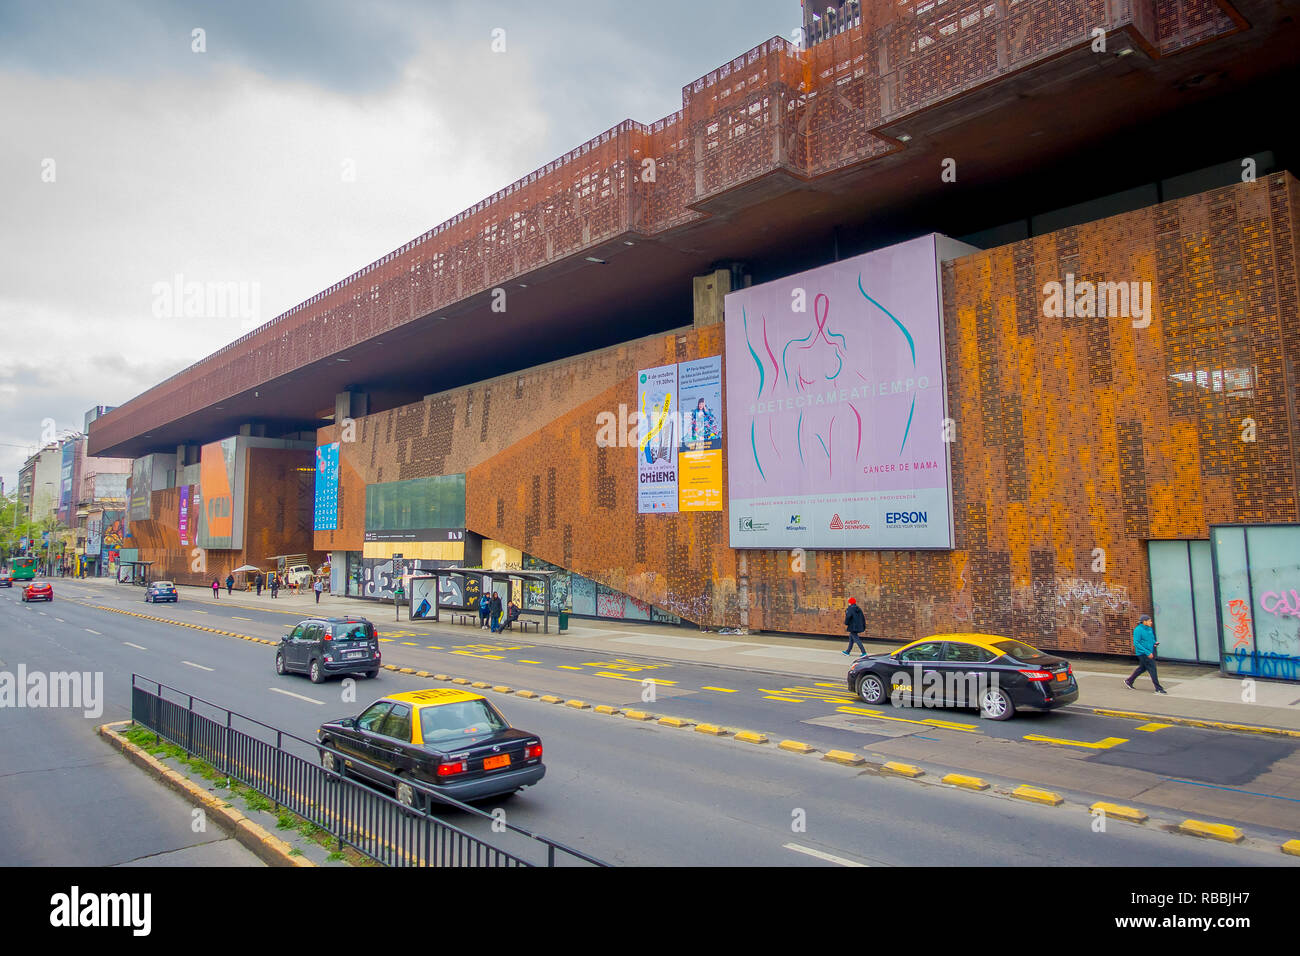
(724, 233), (960, 549)
(637, 363), (678, 513)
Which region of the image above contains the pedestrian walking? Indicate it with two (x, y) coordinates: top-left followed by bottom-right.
(479, 592), (490, 629)
(255, 574), (263, 596)
(225, 573), (234, 595)
(270, 575), (279, 599)
(313, 577), (323, 604)
(843, 597), (867, 656)
(489, 591), (503, 633)
(1125, 613), (1166, 693)
(211, 578), (220, 599)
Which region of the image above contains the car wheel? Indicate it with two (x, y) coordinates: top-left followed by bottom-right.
(395, 777), (425, 812)
(980, 687), (1015, 721)
(365, 670), (379, 679)
(320, 746), (340, 775)
(856, 673), (887, 705)
(309, 659), (325, 684)
(275, 652), (286, 676)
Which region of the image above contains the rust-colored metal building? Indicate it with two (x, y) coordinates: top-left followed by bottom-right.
(92, 0), (1300, 674)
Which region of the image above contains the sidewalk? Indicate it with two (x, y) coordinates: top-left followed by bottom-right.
(85, 577), (1300, 732)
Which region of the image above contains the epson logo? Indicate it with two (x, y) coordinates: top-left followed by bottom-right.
(886, 511), (928, 525)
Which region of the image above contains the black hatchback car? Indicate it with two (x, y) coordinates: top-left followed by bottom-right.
(317, 689), (545, 807)
(275, 617), (382, 683)
(846, 633), (1078, 720)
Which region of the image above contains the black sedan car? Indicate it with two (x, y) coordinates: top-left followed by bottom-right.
(846, 632), (1077, 720)
(275, 617), (382, 682)
(317, 689), (545, 807)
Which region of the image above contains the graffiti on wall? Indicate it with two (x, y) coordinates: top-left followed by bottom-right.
(1227, 599), (1254, 651)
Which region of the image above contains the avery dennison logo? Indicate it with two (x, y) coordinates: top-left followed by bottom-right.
(829, 513), (869, 530)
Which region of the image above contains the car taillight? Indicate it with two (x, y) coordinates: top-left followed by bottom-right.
(323, 633), (331, 641)
(525, 743), (543, 759)
(437, 761), (466, 777)
(1020, 669), (1053, 681)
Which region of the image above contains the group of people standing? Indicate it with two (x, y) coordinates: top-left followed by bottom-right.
(209, 573), (324, 602)
(477, 590), (520, 632)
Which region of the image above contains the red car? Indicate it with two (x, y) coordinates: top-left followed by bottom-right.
(21, 581), (53, 602)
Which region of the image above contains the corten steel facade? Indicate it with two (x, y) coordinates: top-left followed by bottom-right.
(87, 0), (1254, 458)
(129, 448), (324, 585)
(315, 174), (1300, 655)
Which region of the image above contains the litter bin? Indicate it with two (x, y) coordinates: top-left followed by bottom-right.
(558, 609), (569, 632)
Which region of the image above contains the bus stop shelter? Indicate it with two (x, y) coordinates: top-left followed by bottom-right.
(116, 560), (153, 586)
(409, 568), (563, 633)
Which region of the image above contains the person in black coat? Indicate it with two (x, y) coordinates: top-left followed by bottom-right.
(843, 597), (867, 656)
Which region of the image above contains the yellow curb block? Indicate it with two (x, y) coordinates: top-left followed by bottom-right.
(491, 685), (512, 693)
(565, 700), (591, 710)
(1178, 819), (1244, 843)
(515, 690), (538, 698)
(540, 695), (565, 704)
(471, 681), (492, 689)
(398, 668), (416, 674)
(822, 749), (864, 765)
(623, 710), (653, 721)
(882, 761), (925, 778)
(434, 674), (451, 681)
(384, 664), (400, 671)
(942, 773), (990, 791)
(594, 705), (620, 715)
(657, 716), (692, 728)
(414, 670), (431, 678)
(735, 731), (769, 745)
(97, 721), (313, 867)
(1092, 708), (1300, 739)
(1090, 801), (1149, 823)
(1282, 840), (1300, 857)
(779, 740), (816, 754)
(451, 678), (471, 685)
(1012, 785), (1064, 806)
(693, 724), (726, 735)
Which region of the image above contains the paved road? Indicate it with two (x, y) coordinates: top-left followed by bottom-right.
(0, 592), (263, 866)
(4, 583), (1293, 866)
(66, 580), (1300, 832)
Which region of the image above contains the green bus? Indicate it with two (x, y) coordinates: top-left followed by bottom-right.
(12, 556), (37, 581)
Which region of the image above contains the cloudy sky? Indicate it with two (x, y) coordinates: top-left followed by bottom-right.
(0, 0), (799, 488)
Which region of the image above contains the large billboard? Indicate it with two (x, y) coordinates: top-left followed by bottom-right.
(198, 438), (246, 550)
(314, 442), (340, 531)
(58, 441), (75, 522)
(724, 233), (965, 549)
(178, 485), (191, 547)
(637, 364), (678, 513)
(128, 457), (152, 520)
(677, 355), (724, 512)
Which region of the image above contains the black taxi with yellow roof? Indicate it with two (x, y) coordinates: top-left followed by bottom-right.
(846, 632), (1077, 720)
(317, 687), (544, 807)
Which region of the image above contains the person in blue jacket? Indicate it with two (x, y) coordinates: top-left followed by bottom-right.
(1125, 613), (1166, 693)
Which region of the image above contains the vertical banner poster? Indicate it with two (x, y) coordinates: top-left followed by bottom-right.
(314, 442), (340, 531)
(637, 363), (678, 513)
(724, 233), (960, 549)
(677, 355), (724, 511)
(178, 485), (191, 547)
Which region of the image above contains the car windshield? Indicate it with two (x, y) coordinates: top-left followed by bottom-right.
(332, 622), (374, 641)
(990, 639), (1048, 660)
(154, 582), (173, 588)
(419, 700), (508, 743)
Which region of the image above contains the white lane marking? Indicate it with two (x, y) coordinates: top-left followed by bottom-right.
(783, 843), (867, 867)
(85, 628), (102, 635)
(182, 661), (215, 671)
(269, 687), (324, 705)
(55, 618), (65, 623)
(39, 611), (47, 615)
(124, 642), (147, 650)
(233, 616), (252, 621)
